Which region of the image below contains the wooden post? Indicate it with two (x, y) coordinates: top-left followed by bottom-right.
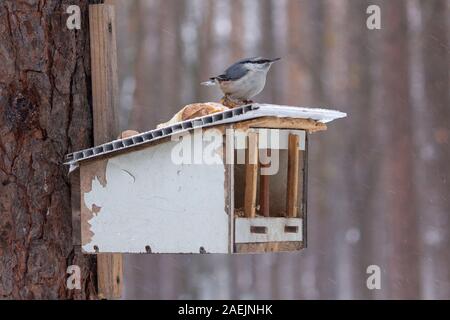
(259, 149), (270, 217)
(244, 131), (259, 218)
(302, 133), (308, 247)
(286, 134), (300, 217)
(89, 3), (123, 299)
(97, 254), (123, 299)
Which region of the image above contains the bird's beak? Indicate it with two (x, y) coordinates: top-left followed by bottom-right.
(269, 57), (281, 63)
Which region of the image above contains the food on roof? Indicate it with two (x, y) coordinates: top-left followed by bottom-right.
(220, 95), (246, 108)
(117, 130), (139, 139)
(157, 102), (230, 128)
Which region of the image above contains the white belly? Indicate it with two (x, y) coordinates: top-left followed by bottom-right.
(219, 71), (267, 100)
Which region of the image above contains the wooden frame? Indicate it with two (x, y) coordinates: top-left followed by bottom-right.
(286, 134), (300, 217)
(232, 118), (315, 253)
(259, 149), (271, 217)
(244, 131), (259, 218)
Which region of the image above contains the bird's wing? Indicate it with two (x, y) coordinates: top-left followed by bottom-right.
(222, 63), (249, 81)
(201, 62), (249, 85)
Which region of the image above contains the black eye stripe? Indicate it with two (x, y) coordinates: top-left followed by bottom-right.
(240, 59), (270, 64)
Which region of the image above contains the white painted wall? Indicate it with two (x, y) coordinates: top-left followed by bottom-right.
(82, 130), (229, 253)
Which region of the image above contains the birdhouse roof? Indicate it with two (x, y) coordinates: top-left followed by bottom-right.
(65, 104), (346, 167)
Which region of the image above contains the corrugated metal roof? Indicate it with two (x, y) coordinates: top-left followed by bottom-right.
(65, 104), (346, 166)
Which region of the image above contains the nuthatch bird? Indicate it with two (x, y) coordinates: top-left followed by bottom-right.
(201, 57), (280, 103)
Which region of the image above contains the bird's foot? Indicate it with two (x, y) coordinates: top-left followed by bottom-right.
(242, 99), (254, 105)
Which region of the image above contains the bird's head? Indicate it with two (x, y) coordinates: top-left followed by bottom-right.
(242, 57), (281, 72)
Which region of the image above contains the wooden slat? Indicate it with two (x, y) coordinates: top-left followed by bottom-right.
(225, 124), (235, 253)
(297, 150), (305, 216)
(234, 116), (327, 132)
(302, 133), (309, 248)
(286, 134), (300, 217)
(235, 241), (303, 253)
(89, 3), (122, 300)
(90, 4), (120, 145)
(97, 253), (123, 299)
(259, 149), (270, 217)
(244, 131), (258, 218)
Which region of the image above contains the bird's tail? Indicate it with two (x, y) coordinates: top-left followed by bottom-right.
(201, 78), (216, 86)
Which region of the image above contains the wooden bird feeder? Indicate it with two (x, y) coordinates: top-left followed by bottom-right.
(80, 1), (347, 300)
(67, 104), (346, 254)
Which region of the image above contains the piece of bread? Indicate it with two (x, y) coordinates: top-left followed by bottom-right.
(117, 130), (140, 139)
(157, 102), (230, 128)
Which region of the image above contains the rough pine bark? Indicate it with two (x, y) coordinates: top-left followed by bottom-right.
(0, 0), (96, 299)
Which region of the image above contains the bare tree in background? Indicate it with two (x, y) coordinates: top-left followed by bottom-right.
(416, 0), (450, 298)
(115, 0), (450, 300)
(380, 0), (420, 298)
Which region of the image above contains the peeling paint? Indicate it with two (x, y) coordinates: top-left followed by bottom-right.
(80, 159), (108, 246)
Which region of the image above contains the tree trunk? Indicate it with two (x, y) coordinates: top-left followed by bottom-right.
(0, 0), (96, 299)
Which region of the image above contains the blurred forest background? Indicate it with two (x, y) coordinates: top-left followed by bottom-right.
(114, 0), (450, 299)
